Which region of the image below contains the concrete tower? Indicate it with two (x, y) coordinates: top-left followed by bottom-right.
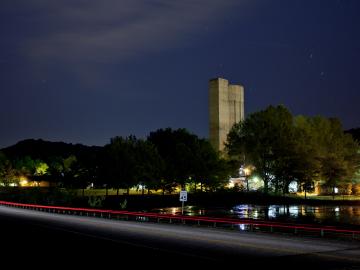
(209, 78), (244, 151)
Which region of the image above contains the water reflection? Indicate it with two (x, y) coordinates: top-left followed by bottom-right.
(231, 205), (360, 225)
(154, 204), (360, 226)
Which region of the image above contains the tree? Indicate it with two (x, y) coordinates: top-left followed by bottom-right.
(148, 128), (199, 190)
(352, 170), (360, 195)
(47, 156), (65, 185)
(192, 139), (230, 191)
(226, 105), (295, 194)
(291, 116), (322, 198)
(102, 136), (139, 195)
(35, 161), (49, 176)
(74, 151), (101, 196)
(227, 107), (360, 197)
(13, 156), (36, 178)
(134, 139), (164, 195)
(315, 118), (360, 198)
(61, 155), (78, 188)
(12, 157), (50, 186)
(0, 152), (17, 186)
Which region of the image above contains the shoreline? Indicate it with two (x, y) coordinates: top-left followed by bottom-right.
(1, 188), (360, 210)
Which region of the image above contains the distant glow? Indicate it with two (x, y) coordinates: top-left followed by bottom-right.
(19, 176), (29, 186)
(267, 205), (277, 218)
(248, 176), (263, 190)
(289, 206), (298, 217)
(300, 205), (306, 216)
(20, 179), (28, 186)
(334, 187), (339, 194)
(227, 180), (235, 188)
(289, 181), (298, 193)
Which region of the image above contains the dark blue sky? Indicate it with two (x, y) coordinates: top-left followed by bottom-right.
(1, 0), (359, 147)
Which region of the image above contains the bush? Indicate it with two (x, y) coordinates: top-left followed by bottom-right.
(352, 184), (360, 195)
(88, 196), (105, 208)
(338, 184), (352, 195)
(120, 199), (127, 209)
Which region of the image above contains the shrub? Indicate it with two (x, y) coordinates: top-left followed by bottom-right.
(88, 196), (105, 208)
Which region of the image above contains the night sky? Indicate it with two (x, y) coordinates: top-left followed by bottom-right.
(1, 0), (359, 148)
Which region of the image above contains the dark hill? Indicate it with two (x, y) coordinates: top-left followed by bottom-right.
(1, 139), (102, 162)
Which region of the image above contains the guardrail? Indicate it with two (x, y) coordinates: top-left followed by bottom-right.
(0, 200), (359, 240)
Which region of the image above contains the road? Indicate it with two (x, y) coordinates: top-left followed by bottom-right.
(0, 205), (359, 269)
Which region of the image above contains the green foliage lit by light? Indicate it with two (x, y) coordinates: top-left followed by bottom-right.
(35, 162), (49, 175)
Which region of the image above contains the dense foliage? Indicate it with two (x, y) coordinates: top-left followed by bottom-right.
(0, 129), (230, 194)
(226, 105), (360, 196)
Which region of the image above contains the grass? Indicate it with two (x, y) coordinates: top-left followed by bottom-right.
(76, 188), (166, 196)
(305, 195), (360, 201)
(75, 188), (360, 202)
(285, 193), (360, 201)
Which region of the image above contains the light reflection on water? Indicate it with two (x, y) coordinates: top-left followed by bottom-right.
(154, 205), (360, 226)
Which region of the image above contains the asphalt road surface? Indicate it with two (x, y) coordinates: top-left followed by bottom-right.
(0, 205), (359, 269)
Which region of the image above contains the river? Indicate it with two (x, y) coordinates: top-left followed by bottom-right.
(154, 204), (360, 226)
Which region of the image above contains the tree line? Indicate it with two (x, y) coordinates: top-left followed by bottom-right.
(226, 105), (360, 197)
(1, 105), (359, 197)
(0, 128), (231, 194)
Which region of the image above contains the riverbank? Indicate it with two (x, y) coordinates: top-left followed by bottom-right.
(106, 192), (360, 211)
(1, 187), (359, 210)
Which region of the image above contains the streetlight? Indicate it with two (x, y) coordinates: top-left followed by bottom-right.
(244, 167), (251, 191)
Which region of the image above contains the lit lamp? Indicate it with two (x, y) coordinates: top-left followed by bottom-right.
(243, 167), (250, 191)
(19, 176), (28, 187)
